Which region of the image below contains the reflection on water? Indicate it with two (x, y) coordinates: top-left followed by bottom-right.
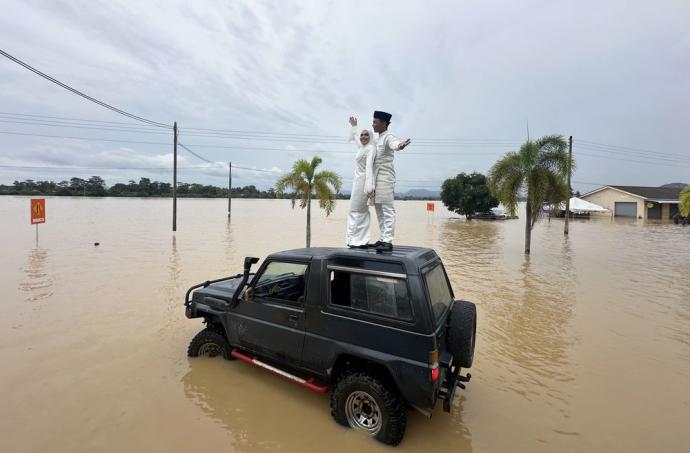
(182, 356), (475, 453)
(19, 247), (53, 302)
(1, 197), (689, 453)
(445, 218), (578, 427)
(159, 235), (181, 338)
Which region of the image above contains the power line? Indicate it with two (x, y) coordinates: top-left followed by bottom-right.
(178, 142), (214, 164)
(576, 143), (690, 164)
(0, 130), (505, 156)
(0, 118), (168, 134)
(5, 129), (690, 169)
(576, 145), (690, 165)
(0, 110), (522, 143)
(0, 163), (279, 173)
(575, 151), (690, 169)
(0, 49), (171, 129)
(0, 116), (518, 147)
(0, 111), (162, 128)
(576, 139), (689, 159)
(232, 165), (279, 173)
(0, 130), (173, 146)
(2, 113), (685, 159)
(0, 164), (173, 171)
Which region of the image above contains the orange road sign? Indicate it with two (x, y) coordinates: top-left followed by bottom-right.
(426, 202), (435, 212)
(31, 198), (45, 224)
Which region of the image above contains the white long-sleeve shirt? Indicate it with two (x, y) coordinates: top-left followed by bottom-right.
(373, 130), (403, 203)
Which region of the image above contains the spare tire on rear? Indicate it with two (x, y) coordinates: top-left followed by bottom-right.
(446, 300), (476, 368)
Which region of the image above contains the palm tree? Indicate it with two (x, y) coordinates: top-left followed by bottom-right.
(488, 135), (570, 254)
(275, 156), (342, 247)
(680, 184), (690, 218)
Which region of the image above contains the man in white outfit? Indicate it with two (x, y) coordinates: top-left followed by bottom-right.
(371, 110), (411, 252)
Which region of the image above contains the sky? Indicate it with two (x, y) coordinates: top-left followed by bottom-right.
(0, 0), (689, 193)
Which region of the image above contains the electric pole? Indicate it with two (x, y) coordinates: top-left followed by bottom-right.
(173, 122), (178, 232)
(564, 135), (572, 235)
(228, 162), (232, 219)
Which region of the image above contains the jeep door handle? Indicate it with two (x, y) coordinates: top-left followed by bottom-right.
(288, 314), (299, 323)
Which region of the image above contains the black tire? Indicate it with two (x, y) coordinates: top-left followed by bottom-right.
(446, 300), (477, 368)
(187, 328), (232, 360)
(330, 372), (407, 446)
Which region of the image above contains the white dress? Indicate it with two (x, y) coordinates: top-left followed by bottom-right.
(346, 126), (376, 246)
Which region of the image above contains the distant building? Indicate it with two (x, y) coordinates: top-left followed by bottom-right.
(581, 185), (682, 219)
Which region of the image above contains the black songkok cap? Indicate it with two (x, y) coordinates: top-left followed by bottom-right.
(373, 110), (392, 122)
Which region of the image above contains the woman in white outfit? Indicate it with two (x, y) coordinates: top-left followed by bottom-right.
(345, 116), (376, 248)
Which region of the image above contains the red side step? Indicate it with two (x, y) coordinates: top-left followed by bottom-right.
(231, 349), (329, 393)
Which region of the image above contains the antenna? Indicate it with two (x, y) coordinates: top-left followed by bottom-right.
(526, 116), (530, 141)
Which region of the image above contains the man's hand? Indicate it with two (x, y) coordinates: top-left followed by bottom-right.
(398, 138), (411, 150)
(349, 116), (358, 127)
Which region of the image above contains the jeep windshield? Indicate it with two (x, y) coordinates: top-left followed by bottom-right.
(425, 263), (453, 324)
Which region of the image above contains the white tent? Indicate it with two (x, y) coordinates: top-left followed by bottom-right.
(551, 197), (609, 213)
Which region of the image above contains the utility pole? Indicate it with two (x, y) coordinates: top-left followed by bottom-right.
(564, 135), (572, 235)
(173, 122), (178, 232)
(228, 161), (232, 219)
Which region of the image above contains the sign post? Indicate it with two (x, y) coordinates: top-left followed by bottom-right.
(31, 198), (45, 244)
(426, 202), (435, 223)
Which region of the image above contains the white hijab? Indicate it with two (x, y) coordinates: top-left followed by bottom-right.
(356, 128), (375, 150)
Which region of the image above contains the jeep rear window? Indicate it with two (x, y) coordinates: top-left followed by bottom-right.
(425, 264), (453, 323)
(330, 270), (412, 320)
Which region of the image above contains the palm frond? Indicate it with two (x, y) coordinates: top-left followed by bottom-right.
(500, 172), (525, 216)
(314, 170), (343, 194)
(488, 152), (524, 216)
(276, 162), (311, 210)
(679, 185), (690, 217)
(313, 170), (342, 216)
(292, 159), (313, 181)
(535, 135), (569, 176)
(519, 141), (539, 169)
(526, 168), (550, 226)
(306, 156), (323, 181)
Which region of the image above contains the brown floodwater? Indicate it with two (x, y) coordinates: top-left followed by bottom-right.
(1, 196), (688, 452)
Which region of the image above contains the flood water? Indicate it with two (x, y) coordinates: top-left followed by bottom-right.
(1, 196), (688, 452)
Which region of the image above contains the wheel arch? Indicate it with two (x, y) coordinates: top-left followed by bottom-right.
(330, 353), (402, 397)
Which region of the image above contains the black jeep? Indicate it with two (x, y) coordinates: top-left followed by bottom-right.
(184, 246), (476, 446)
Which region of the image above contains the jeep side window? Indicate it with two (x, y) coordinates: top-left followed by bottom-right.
(425, 264), (453, 323)
(253, 261), (308, 304)
(330, 270), (412, 320)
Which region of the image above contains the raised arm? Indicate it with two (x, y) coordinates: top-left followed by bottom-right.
(386, 133), (412, 151)
(347, 116), (360, 145)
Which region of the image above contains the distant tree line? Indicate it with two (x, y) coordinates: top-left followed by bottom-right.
(0, 176), (281, 198)
(0, 176), (436, 200)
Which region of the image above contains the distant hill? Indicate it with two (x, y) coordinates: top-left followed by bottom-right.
(660, 183), (688, 189)
(395, 188), (441, 200)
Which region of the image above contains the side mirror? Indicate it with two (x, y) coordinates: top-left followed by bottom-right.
(244, 287), (254, 302)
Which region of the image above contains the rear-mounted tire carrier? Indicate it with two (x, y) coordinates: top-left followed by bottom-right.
(230, 349), (330, 393)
